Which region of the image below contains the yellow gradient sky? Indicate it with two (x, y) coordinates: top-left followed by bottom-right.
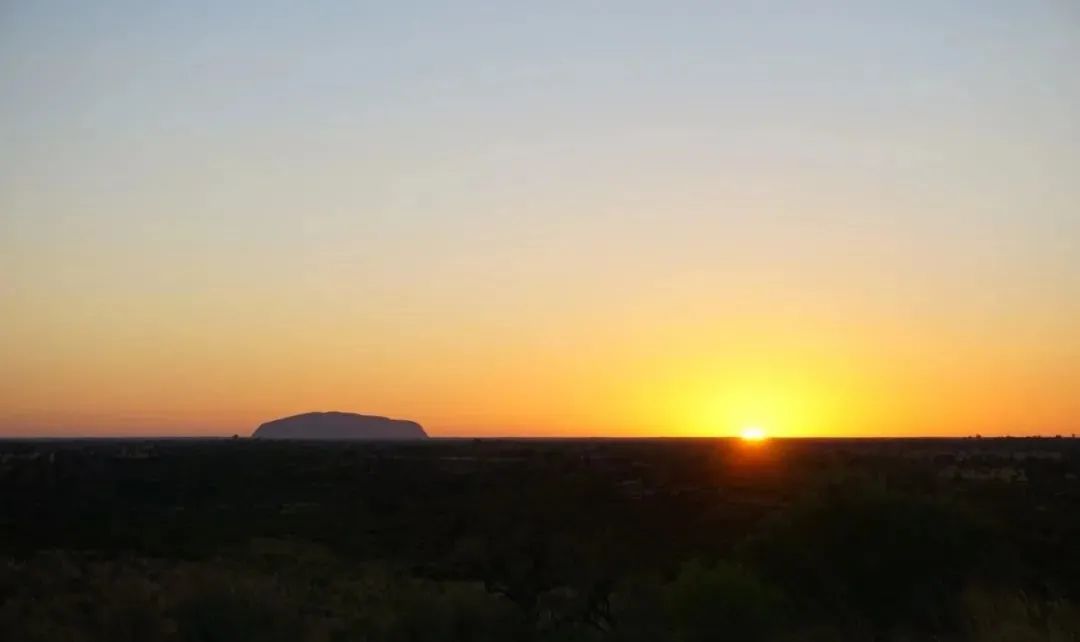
(2, 2), (1078, 437)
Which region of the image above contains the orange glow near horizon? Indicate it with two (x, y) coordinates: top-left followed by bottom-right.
(2, 282), (1079, 438)
(2, 323), (1077, 438)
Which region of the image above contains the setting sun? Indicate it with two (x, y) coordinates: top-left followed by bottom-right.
(740, 426), (767, 442)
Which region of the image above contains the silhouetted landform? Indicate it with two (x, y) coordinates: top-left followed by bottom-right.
(253, 412), (427, 440)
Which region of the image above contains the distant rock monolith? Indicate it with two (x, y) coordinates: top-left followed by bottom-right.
(253, 412), (428, 440)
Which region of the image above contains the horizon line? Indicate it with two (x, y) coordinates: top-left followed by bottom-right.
(1, 434), (1076, 441)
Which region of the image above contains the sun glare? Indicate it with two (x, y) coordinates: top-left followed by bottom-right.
(740, 426), (767, 442)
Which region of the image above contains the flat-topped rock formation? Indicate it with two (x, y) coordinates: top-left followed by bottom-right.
(253, 412), (428, 440)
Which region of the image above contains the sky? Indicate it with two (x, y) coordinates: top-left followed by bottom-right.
(2, 1), (1078, 438)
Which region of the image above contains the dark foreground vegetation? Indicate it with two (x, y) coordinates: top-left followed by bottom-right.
(2, 437), (1079, 641)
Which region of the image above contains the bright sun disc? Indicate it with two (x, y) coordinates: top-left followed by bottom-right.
(740, 426), (767, 442)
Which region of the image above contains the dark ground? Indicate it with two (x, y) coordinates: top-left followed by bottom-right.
(2, 437), (1079, 641)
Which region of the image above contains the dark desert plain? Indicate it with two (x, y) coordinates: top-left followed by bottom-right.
(3, 1), (1080, 641)
(3, 434), (1080, 640)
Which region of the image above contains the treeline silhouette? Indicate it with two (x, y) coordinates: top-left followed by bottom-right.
(1, 438), (1079, 641)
